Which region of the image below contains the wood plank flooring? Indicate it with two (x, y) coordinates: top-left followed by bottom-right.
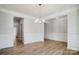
(0, 39), (79, 55)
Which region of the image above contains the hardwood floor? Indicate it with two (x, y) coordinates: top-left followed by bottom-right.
(14, 32), (24, 48)
(0, 39), (79, 55)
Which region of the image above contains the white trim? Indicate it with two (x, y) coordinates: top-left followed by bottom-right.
(67, 47), (79, 51)
(45, 33), (67, 42)
(0, 7), (77, 20)
(0, 8), (36, 19)
(0, 34), (15, 49)
(24, 33), (44, 44)
(44, 7), (77, 20)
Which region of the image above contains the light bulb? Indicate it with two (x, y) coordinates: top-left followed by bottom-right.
(35, 18), (39, 23)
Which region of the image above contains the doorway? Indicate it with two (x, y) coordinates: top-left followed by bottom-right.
(44, 15), (67, 43)
(14, 17), (24, 48)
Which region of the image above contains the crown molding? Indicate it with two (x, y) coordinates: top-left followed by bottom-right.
(43, 7), (78, 20)
(0, 8), (36, 19)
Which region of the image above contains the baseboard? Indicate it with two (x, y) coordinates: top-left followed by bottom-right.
(0, 34), (15, 49)
(45, 38), (67, 43)
(44, 33), (67, 42)
(67, 47), (79, 52)
(24, 33), (44, 44)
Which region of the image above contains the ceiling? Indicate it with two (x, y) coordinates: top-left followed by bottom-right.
(0, 4), (77, 18)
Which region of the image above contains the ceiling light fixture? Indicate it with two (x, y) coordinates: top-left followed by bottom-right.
(34, 4), (50, 23)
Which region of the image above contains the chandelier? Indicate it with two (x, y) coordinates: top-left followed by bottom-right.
(34, 4), (49, 23)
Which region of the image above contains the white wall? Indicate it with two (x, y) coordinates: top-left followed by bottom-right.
(44, 16), (67, 42)
(0, 12), (15, 49)
(0, 6), (79, 52)
(24, 17), (44, 44)
(44, 7), (79, 51)
(0, 10), (44, 49)
(67, 7), (79, 51)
